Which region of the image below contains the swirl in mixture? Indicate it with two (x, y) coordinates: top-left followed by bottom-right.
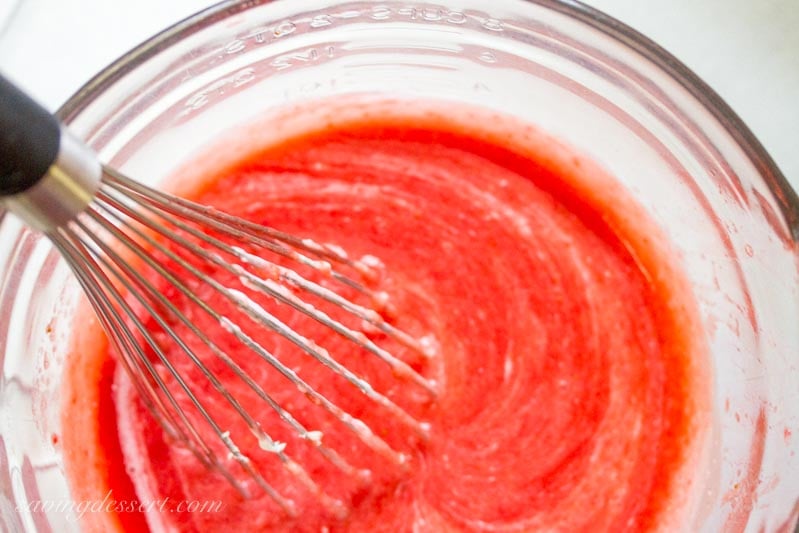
(63, 99), (709, 532)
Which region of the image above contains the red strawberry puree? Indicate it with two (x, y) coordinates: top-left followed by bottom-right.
(62, 99), (710, 532)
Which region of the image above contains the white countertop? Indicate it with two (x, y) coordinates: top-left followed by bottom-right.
(0, 0), (797, 188)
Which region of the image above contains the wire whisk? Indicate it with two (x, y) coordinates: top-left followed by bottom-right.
(0, 74), (436, 515)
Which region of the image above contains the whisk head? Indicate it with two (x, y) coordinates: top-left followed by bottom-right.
(49, 166), (437, 515)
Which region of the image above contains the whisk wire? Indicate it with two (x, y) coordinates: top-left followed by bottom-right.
(51, 229), (237, 482)
(102, 170), (437, 394)
(85, 199), (364, 471)
(100, 178), (435, 416)
(0, 76), (437, 516)
(71, 215), (299, 509)
(99, 176), (436, 403)
(77, 209), (358, 515)
(53, 231), (186, 444)
(103, 168), (369, 283)
(43, 167), (436, 511)
(89, 189), (412, 465)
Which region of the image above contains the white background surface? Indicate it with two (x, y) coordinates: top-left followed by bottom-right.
(0, 0), (797, 187)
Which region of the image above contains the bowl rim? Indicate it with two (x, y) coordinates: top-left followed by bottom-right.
(53, 0), (799, 241)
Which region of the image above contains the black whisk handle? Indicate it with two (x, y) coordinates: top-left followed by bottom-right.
(0, 73), (61, 197)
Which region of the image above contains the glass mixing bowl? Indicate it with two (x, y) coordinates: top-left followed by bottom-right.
(0, 0), (797, 531)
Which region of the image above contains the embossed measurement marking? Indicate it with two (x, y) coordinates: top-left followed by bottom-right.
(182, 4), (507, 112)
